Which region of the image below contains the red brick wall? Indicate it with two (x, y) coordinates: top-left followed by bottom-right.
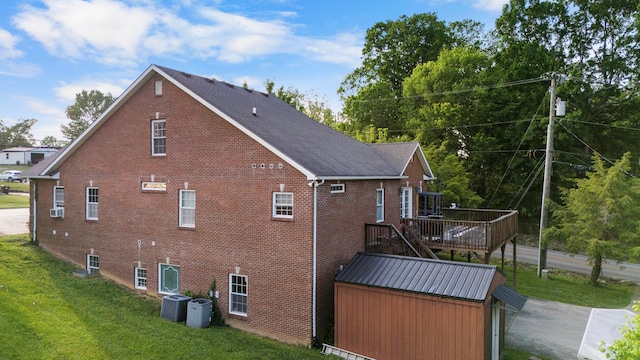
(30, 72), (431, 346)
(33, 74), (315, 344)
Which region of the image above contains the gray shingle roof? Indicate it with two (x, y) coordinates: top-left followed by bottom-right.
(335, 252), (499, 302)
(39, 65), (432, 180)
(156, 65), (413, 179)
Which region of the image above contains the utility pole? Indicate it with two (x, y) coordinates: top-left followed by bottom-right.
(537, 73), (557, 277)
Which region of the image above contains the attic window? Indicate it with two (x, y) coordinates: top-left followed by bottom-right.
(330, 184), (345, 193)
(154, 80), (162, 96)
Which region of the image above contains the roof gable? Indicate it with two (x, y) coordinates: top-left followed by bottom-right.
(41, 64), (431, 181)
(369, 142), (434, 180)
(335, 252), (499, 302)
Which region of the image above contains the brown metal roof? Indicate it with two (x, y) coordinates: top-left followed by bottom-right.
(335, 252), (499, 302)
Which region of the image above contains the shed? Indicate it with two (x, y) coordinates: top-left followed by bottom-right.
(334, 252), (526, 360)
(0, 146), (59, 165)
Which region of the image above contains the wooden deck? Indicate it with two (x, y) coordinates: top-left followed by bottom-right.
(366, 208), (518, 263)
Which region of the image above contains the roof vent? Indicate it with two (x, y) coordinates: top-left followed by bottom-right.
(252, 107), (257, 116)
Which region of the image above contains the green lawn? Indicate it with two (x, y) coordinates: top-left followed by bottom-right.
(0, 193), (30, 209)
(0, 236), (632, 360)
(0, 235), (334, 360)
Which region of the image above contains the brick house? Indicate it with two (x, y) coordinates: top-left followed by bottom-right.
(25, 64), (435, 345)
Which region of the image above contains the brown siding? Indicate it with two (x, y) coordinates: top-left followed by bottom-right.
(32, 75), (315, 344)
(335, 283), (489, 360)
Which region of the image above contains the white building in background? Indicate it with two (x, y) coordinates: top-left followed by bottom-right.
(0, 146), (59, 165)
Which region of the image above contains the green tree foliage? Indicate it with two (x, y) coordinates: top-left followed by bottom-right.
(40, 136), (61, 148)
(0, 118), (36, 147)
(422, 141), (482, 208)
(264, 79), (339, 127)
(545, 153), (640, 286)
(61, 90), (115, 143)
(602, 302), (640, 359)
(338, 13), (460, 135)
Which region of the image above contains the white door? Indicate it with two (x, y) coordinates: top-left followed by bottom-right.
(492, 301), (501, 360)
(401, 187), (413, 218)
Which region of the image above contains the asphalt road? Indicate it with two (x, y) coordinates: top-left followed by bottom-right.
(492, 243), (640, 283)
(0, 207), (29, 236)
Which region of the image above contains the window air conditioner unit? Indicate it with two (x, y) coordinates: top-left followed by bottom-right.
(50, 208), (64, 218)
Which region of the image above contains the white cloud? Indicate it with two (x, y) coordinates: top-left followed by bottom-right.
(0, 62), (40, 77)
(12, 0), (362, 67)
(472, 0), (508, 11)
(13, 0), (156, 65)
(54, 79), (128, 103)
(0, 28), (23, 59)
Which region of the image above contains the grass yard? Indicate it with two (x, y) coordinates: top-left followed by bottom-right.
(0, 180), (30, 193)
(0, 235), (334, 360)
(0, 193), (30, 209)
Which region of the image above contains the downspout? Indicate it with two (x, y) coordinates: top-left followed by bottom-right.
(308, 178), (324, 344)
(32, 181), (37, 243)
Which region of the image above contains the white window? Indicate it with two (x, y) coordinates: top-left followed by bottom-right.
(229, 274), (248, 316)
(179, 190), (195, 228)
(53, 186), (64, 208)
(376, 188), (384, 223)
(87, 254), (99, 274)
(273, 192), (293, 219)
(86, 187), (98, 220)
(401, 187), (413, 218)
(135, 267), (147, 290)
(158, 263), (180, 295)
(154, 80), (163, 96)
(330, 184), (345, 193)
(151, 120), (166, 156)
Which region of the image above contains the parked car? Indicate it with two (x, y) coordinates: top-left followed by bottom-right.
(0, 170), (23, 182)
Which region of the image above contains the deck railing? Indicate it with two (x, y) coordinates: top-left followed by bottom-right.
(364, 209), (518, 258)
(401, 208), (518, 253)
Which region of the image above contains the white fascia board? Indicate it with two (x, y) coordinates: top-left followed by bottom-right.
(42, 66), (158, 175)
(312, 175), (408, 181)
(396, 143), (435, 180)
(153, 66), (318, 180)
(26, 172), (60, 180)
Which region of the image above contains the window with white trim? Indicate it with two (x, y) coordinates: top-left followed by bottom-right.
(400, 187), (413, 218)
(376, 188), (384, 222)
(86, 187), (98, 220)
(135, 267), (147, 290)
(53, 186), (64, 208)
(229, 274), (248, 316)
(154, 80), (162, 96)
(179, 190), (195, 228)
(158, 263), (180, 295)
(151, 119), (166, 156)
(87, 254), (99, 274)
(272, 192), (293, 219)
(330, 184), (345, 193)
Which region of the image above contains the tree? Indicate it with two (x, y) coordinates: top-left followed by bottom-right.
(602, 302), (640, 359)
(264, 80), (339, 127)
(0, 118), (36, 147)
(61, 90), (115, 143)
(338, 13), (460, 134)
(422, 141), (482, 208)
(545, 152), (640, 286)
(40, 136), (62, 148)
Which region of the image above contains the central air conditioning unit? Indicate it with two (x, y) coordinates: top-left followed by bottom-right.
(50, 208), (64, 218)
(160, 295), (192, 322)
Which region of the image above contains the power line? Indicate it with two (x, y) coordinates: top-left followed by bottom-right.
(563, 119), (640, 131)
(350, 77), (548, 103)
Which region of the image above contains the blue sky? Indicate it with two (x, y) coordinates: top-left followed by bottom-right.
(0, 0), (507, 143)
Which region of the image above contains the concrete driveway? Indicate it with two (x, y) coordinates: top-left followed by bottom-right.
(506, 298), (592, 359)
(0, 207), (29, 236)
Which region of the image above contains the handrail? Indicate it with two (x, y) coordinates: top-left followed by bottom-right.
(365, 223), (422, 258)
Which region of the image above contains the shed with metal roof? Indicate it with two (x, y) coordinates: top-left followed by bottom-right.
(334, 252), (526, 360)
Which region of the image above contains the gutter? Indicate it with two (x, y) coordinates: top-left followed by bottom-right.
(31, 181), (37, 243)
(308, 179), (324, 343)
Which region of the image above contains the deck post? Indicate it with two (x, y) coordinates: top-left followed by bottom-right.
(512, 237), (517, 290)
(500, 244), (506, 270)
